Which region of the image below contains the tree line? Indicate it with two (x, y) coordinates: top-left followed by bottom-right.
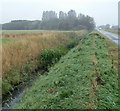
(2, 10), (95, 31)
(98, 24), (118, 30)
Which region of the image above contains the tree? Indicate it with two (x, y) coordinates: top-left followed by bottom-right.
(78, 13), (84, 19)
(111, 25), (118, 30)
(59, 11), (65, 19)
(42, 11), (57, 21)
(2, 10), (95, 31)
(68, 10), (76, 19)
(106, 24), (110, 30)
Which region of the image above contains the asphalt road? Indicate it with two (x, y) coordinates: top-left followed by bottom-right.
(97, 29), (119, 46)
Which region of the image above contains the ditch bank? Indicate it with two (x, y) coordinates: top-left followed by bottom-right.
(2, 33), (86, 109)
(14, 32), (119, 109)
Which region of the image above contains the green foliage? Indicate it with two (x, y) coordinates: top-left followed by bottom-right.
(89, 32), (100, 37)
(53, 77), (66, 87)
(1, 39), (12, 44)
(67, 40), (79, 50)
(59, 90), (73, 99)
(11, 70), (21, 84)
(39, 48), (67, 68)
(2, 79), (12, 95)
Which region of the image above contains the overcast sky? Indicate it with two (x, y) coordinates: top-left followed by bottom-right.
(0, 0), (119, 26)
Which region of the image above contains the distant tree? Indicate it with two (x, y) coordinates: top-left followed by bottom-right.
(78, 13), (84, 19)
(2, 10), (95, 31)
(111, 25), (118, 30)
(2, 20), (41, 30)
(77, 15), (95, 30)
(98, 24), (112, 30)
(41, 19), (59, 30)
(68, 10), (77, 19)
(106, 24), (110, 30)
(58, 20), (71, 30)
(59, 11), (65, 19)
(42, 11), (57, 21)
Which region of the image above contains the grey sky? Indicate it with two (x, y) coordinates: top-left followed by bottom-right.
(0, 0), (119, 26)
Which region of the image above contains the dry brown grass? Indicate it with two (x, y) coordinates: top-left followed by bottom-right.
(2, 30), (87, 86)
(2, 33), (66, 78)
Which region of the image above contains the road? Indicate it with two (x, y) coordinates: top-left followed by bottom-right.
(97, 29), (119, 46)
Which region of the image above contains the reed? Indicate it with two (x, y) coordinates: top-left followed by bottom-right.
(2, 30), (87, 94)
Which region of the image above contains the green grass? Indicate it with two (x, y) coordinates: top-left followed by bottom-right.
(0, 39), (13, 45)
(14, 32), (119, 109)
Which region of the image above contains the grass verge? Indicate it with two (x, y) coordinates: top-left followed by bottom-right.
(97, 31), (118, 70)
(104, 30), (120, 35)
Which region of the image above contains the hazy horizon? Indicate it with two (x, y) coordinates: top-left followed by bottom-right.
(0, 0), (119, 26)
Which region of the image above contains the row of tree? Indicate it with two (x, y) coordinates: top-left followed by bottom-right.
(98, 24), (118, 30)
(2, 10), (95, 31)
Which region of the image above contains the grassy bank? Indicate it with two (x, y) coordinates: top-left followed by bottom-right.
(97, 31), (118, 70)
(2, 30), (87, 95)
(104, 30), (120, 35)
(15, 32), (119, 109)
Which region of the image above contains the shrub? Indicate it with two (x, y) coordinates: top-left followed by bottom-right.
(39, 48), (67, 69)
(67, 40), (79, 50)
(2, 79), (12, 95)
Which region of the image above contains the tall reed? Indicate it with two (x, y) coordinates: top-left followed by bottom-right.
(2, 30), (87, 94)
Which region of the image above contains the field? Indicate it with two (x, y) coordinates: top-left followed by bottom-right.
(2, 30), (80, 35)
(1, 30), (87, 95)
(14, 32), (119, 109)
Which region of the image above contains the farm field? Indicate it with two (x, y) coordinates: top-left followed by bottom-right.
(14, 32), (119, 109)
(2, 30), (87, 96)
(2, 30), (48, 35)
(2, 30), (81, 35)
